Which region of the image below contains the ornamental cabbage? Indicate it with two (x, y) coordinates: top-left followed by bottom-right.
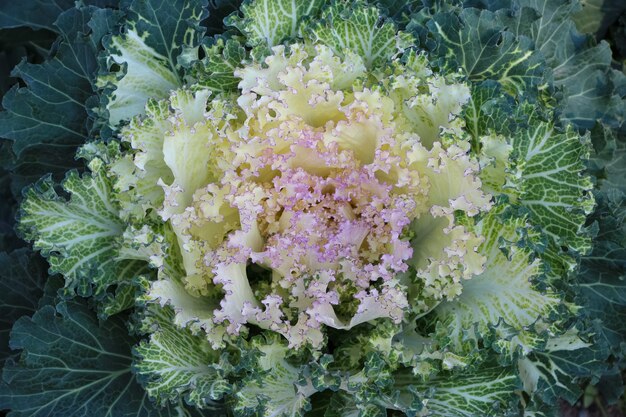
(0, 1), (625, 417)
(117, 42), (491, 350)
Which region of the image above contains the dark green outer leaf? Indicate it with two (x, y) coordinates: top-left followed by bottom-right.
(606, 14), (626, 60)
(595, 370), (626, 406)
(0, 28), (56, 98)
(1, 140), (83, 198)
(375, 0), (424, 27)
(572, 0), (626, 37)
(1, 7), (100, 157)
(0, 0), (71, 31)
(417, 0), (625, 132)
(203, 0), (243, 35)
(488, 0), (626, 131)
(0, 299), (211, 417)
(578, 142), (626, 355)
(0, 149), (21, 249)
(0, 249), (47, 367)
(0, 6), (121, 199)
(0, 1), (119, 31)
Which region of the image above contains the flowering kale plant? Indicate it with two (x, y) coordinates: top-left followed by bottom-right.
(0, 0), (625, 416)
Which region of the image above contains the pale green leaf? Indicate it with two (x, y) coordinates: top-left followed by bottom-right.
(18, 159), (148, 304)
(143, 264), (222, 346)
(434, 211), (561, 353)
(226, 0), (324, 47)
(99, 0), (207, 126)
(306, 1), (413, 68)
(134, 307), (231, 409)
(100, 30), (180, 126)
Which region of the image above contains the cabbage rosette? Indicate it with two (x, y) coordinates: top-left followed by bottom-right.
(4, 0), (620, 416)
(113, 42), (491, 351)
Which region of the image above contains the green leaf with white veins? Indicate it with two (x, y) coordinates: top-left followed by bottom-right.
(134, 307), (231, 409)
(226, 0), (324, 47)
(235, 334), (316, 417)
(189, 38), (246, 93)
(500, 117), (595, 278)
(0, 299), (210, 417)
(418, 8), (545, 97)
(464, 81), (516, 142)
(18, 157), (148, 302)
(518, 331), (608, 405)
(99, 0), (207, 126)
(434, 211), (561, 354)
(306, 1), (413, 68)
(396, 363), (519, 417)
(510, 118), (595, 255)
